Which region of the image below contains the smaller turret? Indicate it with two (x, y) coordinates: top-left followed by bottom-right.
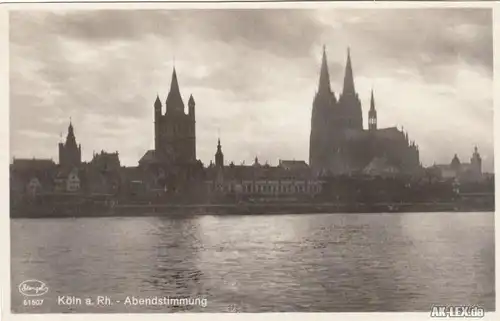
(188, 94), (195, 119)
(154, 94), (162, 114)
(154, 95), (162, 152)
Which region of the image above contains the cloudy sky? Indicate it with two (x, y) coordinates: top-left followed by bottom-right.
(9, 8), (494, 171)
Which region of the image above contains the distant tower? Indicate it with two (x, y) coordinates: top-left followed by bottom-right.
(215, 138), (224, 168)
(450, 154), (461, 172)
(368, 89), (377, 131)
(58, 119), (81, 168)
(471, 146), (482, 176)
(213, 138), (225, 190)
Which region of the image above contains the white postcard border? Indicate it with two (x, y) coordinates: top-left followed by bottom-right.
(0, 1), (498, 321)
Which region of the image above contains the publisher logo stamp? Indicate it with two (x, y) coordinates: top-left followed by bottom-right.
(18, 280), (49, 297)
(430, 305), (485, 318)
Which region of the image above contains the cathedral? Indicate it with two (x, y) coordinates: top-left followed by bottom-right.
(309, 46), (421, 177)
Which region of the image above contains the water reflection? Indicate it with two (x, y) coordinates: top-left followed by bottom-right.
(11, 212), (495, 313)
(143, 217), (206, 312)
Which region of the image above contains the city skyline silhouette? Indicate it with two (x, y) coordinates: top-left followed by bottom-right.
(9, 9), (494, 171)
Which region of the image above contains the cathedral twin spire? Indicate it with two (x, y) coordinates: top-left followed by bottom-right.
(318, 45), (332, 94)
(317, 45), (377, 131)
(342, 48), (355, 96)
(317, 46), (357, 98)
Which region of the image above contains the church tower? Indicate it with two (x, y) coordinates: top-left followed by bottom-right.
(309, 45), (336, 174)
(58, 119), (81, 168)
(368, 89), (377, 131)
(155, 67), (197, 164)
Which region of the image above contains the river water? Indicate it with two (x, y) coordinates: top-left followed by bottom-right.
(11, 212), (495, 313)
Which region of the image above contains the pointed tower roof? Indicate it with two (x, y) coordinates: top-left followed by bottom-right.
(215, 135), (224, 168)
(154, 94), (162, 108)
(342, 47), (356, 96)
(188, 94), (195, 106)
(370, 88), (376, 111)
(318, 45), (331, 94)
(68, 118), (74, 135)
(65, 118), (77, 147)
(171, 67), (179, 89)
(166, 67), (184, 112)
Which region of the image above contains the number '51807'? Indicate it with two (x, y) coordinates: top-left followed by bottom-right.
(23, 299), (44, 306)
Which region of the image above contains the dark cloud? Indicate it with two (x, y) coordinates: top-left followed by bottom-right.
(11, 9), (324, 58)
(10, 10), (177, 43)
(324, 9), (492, 78)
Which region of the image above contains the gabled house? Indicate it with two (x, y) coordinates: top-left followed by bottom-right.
(54, 167), (81, 193)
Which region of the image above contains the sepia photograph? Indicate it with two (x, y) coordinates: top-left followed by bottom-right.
(5, 2), (496, 316)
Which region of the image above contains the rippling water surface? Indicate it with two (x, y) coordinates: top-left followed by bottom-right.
(11, 212), (495, 313)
